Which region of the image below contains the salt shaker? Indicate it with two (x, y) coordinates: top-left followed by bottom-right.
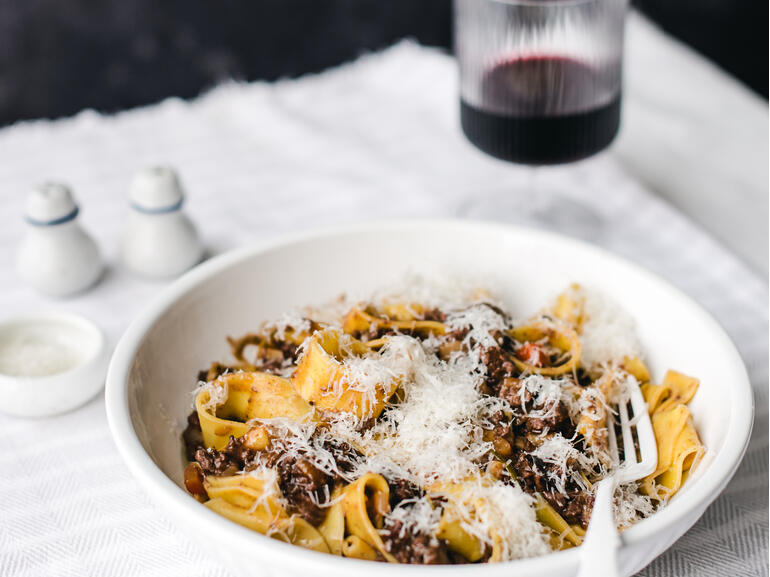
(17, 183), (103, 296)
(120, 166), (203, 278)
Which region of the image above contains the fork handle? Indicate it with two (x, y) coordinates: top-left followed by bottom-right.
(576, 477), (620, 577)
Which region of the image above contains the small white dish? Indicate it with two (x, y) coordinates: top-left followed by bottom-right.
(0, 312), (108, 417)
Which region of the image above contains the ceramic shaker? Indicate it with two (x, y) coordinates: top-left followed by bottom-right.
(120, 166), (203, 278)
(17, 182), (103, 296)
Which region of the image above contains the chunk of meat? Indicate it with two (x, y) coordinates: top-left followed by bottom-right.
(197, 362), (233, 383)
(510, 452), (575, 495)
(182, 411), (204, 461)
(321, 437), (362, 479)
(381, 519), (449, 564)
(510, 452), (593, 528)
(194, 435), (257, 476)
(511, 452), (549, 494)
(524, 401), (571, 433)
(194, 446), (239, 476)
(498, 377), (529, 407)
(421, 308), (447, 322)
(542, 491), (595, 530)
(277, 456), (332, 525)
(445, 326), (469, 342)
(524, 400), (573, 436)
(387, 478), (424, 508)
(481, 347), (515, 391)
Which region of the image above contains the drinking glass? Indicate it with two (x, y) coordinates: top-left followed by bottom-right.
(455, 0), (628, 164)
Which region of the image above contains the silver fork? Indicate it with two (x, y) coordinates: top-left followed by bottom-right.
(576, 378), (658, 577)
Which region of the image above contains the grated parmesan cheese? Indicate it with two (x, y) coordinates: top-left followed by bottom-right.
(572, 286), (643, 369)
(247, 417), (357, 485)
(382, 496), (442, 539)
(518, 374), (572, 420)
(445, 477), (551, 560)
(194, 376), (230, 411)
(338, 347), (494, 483)
(529, 433), (595, 493)
(244, 465), (286, 514)
(198, 279), (667, 559)
(266, 311), (312, 341)
(614, 482), (657, 529)
(445, 304), (508, 351)
(333, 334), (418, 417)
(366, 273), (500, 313)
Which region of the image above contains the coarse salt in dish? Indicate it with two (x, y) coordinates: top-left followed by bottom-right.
(0, 312), (108, 417)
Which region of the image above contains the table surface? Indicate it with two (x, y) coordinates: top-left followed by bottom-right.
(0, 12), (767, 577)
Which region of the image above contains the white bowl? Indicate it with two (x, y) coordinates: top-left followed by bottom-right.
(105, 220), (753, 577)
(0, 311), (108, 417)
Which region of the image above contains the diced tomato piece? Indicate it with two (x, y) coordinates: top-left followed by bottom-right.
(516, 343), (548, 367)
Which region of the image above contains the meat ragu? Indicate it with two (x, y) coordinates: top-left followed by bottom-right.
(180, 283), (705, 564)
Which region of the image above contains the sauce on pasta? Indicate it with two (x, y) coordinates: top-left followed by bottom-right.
(182, 283), (704, 563)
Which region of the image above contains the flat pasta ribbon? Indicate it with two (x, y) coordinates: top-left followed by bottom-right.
(181, 285), (709, 565)
(341, 535), (379, 561)
(196, 371), (313, 450)
(432, 478), (528, 563)
(641, 371), (704, 500)
(228, 322), (317, 366)
(430, 481), (486, 562)
(203, 474), (330, 553)
(621, 356), (652, 384)
(293, 330), (401, 420)
(534, 495), (582, 550)
(270, 517), (330, 553)
(489, 458), (582, 552)
(204, 474), (285, 525)
(575, 369), (623, 461)
(655, 370), (699, 412)
(317, 485), (346, 555)
(341, 473), (396, 562)
(550, 283), (587, 331)
(430, 475), (572, 560)
(508, 323), (581, 376)
(343, 306), (445, 338)
(550, 284), (652, 383)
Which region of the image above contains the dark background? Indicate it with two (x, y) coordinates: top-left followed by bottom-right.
(0, 0), (766, 127)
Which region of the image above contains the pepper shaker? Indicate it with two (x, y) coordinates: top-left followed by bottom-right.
(120, 166), (203, 278)
(17, 183), (103, 296)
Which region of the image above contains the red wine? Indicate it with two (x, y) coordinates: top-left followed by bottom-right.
(461, 56), (621, 164)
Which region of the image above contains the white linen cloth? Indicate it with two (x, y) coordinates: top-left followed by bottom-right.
(615, 16), (768, 276)
(0, 13), (766, 577)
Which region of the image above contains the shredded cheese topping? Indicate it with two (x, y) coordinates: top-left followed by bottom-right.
(570, 285), (642, 368)
(190, 281), (679, 563)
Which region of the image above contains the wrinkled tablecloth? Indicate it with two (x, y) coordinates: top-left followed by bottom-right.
(0, 13), (766, 577)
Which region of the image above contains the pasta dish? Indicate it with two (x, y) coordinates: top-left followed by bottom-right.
(181, 283), (704, 564)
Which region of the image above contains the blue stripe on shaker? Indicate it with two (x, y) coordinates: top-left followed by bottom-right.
(24, 206), (79, 226)
(129, 197), (184, 214)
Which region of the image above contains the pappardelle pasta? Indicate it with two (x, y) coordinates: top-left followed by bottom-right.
(181, 283), (704, 564)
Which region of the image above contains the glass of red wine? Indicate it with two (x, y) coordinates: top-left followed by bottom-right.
(455, 0), (628, 164)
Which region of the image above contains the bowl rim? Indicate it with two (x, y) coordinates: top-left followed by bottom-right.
(105, 218), (754, 574)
